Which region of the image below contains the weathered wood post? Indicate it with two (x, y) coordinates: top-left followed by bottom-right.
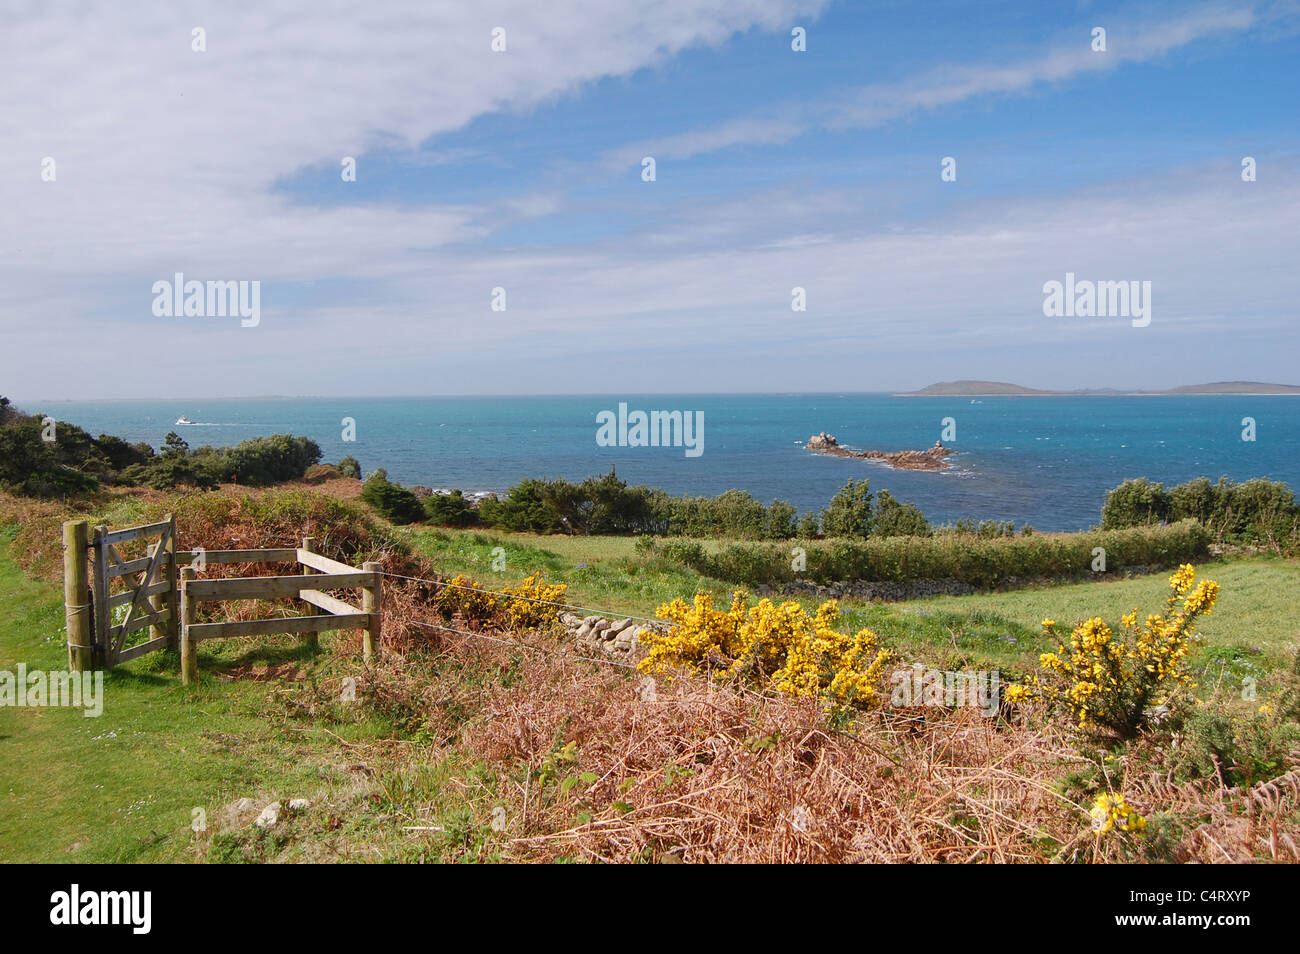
(91, 525), (110, 665)
(62, 520), (92, 672)
(300, 536), (319, 649)
(362, 561), (381, 661)
(180, 566), (197, 685)
(164, 514), (178, 650)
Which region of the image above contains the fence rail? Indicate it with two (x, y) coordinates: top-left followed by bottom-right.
(62, 521), (381, 683)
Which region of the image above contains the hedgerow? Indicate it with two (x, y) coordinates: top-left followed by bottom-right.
(659, 521), (1210, 589)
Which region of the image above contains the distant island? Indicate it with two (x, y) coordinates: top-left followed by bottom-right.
(896, 380), (1300, 397)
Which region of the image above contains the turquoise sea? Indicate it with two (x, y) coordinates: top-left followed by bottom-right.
(28, 394), (1300, 532)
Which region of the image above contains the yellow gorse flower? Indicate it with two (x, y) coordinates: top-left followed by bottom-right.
(639, 592), (891, 710)
(1004, 565), (1218, 736)
(1090, 792), (1147, 835)
(502, 572), (569, 631)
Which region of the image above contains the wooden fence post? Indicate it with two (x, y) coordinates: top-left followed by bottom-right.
(180, 566), (197, 685)
(300, 536), (318, 649)
(62, 520), (92, 672)
(362, 561), (381, 662)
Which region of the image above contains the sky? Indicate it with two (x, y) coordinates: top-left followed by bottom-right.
(3, 0), (1298, 399)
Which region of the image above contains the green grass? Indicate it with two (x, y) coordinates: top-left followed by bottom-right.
(888, 555), (1300, 682)
(407, 526), (734, 619)
(0, 524), (406, 863)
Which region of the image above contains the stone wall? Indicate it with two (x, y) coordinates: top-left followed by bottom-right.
(558, 612), (664, 663)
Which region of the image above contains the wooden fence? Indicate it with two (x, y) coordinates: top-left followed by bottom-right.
(62, 519), (381, 683)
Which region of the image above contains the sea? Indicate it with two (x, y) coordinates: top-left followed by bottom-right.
(28, 394), (1300, 533)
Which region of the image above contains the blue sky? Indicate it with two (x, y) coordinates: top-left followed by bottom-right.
(3, 0), (1298, 398)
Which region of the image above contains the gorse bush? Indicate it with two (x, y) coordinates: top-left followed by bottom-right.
(1090, 793), (1147, 837)
(660, 521), (1211, 589)
(432, 571), (568, 632)
(1005, 564), (1219, 738)
(502, 573), (569, 631)
(1170, 700), (1300, 787)
(639, 592), (892, 711)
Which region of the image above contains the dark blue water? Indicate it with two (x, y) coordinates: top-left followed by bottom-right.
(27, 394), (1300, 532)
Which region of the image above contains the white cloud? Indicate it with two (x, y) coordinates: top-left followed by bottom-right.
(2, 1), (1295, 399)
(0, 0), (826, 291)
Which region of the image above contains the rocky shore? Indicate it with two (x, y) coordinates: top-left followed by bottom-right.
(805, 432), (955, 470)
(410, 486), (498, 506)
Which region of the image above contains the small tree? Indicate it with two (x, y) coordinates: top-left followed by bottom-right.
(874, 489), (929, 538)
(337, 455), (362, 480)
(822, 479), (874, 538)
(1101, 478), (1170, 528)
(424, 489), (478, 527)
(360, 469), (425, 524)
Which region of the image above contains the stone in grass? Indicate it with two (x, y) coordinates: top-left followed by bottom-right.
(254, 802), (282, 829)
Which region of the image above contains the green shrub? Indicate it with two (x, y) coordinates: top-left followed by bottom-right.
(424, 490), (478, 528)
(1102, 478), (1170, 529)
(1171, 703), (1300, 787)
(478, 478), (563, 533)
(337, 455), (362, 480)
(0, 416), (100, 496)
(360, 469), (425, 524)
(1105, 475), (1300, 552)
(874, 489), (930, 538)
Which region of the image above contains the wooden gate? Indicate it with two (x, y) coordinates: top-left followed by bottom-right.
(62, 519), (380, 681)
(90, 516), (179, 666)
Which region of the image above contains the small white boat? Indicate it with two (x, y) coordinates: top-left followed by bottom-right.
(175, 416), (194, 425)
